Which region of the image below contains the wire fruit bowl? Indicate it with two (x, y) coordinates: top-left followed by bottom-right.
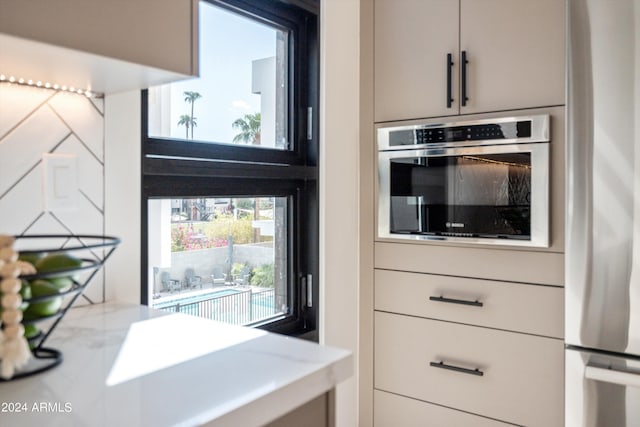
(1, 234), (120, 381)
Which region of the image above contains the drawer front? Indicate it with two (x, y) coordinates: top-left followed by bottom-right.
(374, 242), (564, 286)
(374, 390), (512, 427)
(375, 269), (563, 338)
(374, 312), (564, 426)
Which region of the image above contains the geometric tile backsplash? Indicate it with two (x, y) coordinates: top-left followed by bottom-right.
(0, 84), (105, 303)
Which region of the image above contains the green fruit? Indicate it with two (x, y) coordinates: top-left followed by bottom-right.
(35, 253), (82, 273)
(23, 323), (40, 339)
(23, 280), (62, 318)
(23, 323), (40, 350)
(18, 252), (46, 266)
(48, 277), (74, 293)
(20, 280), (31, 311)
(22, 311), (40, 322)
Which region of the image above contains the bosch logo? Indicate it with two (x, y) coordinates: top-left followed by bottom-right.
(446, 222), (465, 228)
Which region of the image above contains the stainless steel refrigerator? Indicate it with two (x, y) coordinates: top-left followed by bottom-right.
(566, 0), (640, 425)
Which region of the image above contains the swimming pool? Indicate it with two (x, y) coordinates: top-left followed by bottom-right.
(153, 287), (277, 326)
(153, 288), (243, 309)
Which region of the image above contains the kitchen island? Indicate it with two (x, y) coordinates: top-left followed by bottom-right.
(1, 303), (352, 426)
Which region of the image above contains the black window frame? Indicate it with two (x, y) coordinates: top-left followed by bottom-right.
(141, 0), (319, 338)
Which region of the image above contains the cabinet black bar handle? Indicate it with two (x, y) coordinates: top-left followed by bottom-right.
(446, 53), (454, 108)
(430, 361), (484, 376)
(461, 50), (469, 106)
(429, 295), (483, 307)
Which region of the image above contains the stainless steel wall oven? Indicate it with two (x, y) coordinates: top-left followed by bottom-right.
(377, 115), (550, 247)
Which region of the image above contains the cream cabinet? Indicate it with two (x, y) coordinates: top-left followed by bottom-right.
(375, 390), (513, 427)
(373, 267), (565, 425)
(374, 0), (565, 122)
(0, 0), (198, 94)
(375, 269), (564, 338)
(375, 0), (459, 122)
(374, 311), (564, 426)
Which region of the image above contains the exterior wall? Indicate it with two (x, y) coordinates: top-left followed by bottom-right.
(157, 244), (274, 290)
(252, 56), (277, 148)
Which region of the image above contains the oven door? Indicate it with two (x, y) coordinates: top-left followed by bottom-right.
(377, 143), (549, 247)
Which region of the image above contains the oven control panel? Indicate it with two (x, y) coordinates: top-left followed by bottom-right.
(377, 114), (549, 151)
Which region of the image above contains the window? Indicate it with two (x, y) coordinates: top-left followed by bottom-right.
(142, 0), (319, 337)
(147, 2), (289, 150)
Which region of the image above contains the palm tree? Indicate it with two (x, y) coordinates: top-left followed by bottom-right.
(190, 117), (198, 137)
(232, 112), (261, 145)
(177, 114), (192, 139)
(183, 91), (202, 139)
(232, 112), (262, 243)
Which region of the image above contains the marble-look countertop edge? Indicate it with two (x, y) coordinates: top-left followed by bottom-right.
(2, 302), (353, 427)
(198, 351), (353, 427)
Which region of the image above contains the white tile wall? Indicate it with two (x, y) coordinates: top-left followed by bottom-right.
(0, 84), (106, 303)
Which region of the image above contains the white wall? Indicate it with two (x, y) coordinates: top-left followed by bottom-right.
(252, 56), (277, 148)
(320, 0), (360, 426)
(0, 84), (106, 303)
(359, 0), (375, 424)
(104, 90), (141, 304)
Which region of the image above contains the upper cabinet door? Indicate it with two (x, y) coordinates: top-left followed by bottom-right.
(0, 0), (198, 94)
(375, 0), (459, 122)
(0, 0), (197, 75)
(459, 0), (565, 114)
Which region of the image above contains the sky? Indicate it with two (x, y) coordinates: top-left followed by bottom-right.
(159, 2), (279, 143)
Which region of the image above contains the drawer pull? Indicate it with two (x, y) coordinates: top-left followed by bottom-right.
(429, 295), (483, 307)
(430, 361), (484, 377)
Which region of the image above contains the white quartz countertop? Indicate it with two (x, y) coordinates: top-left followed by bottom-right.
(0, 303), (352, 426)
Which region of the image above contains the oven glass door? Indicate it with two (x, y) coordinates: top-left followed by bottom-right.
(378, 143), (549, 247)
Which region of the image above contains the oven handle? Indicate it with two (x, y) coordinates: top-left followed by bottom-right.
(446, 53), (454, 108)
(461, 50), (469, 107)
(585, 364), (640, 388)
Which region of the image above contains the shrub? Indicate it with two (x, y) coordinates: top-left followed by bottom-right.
(171, 216), (255, 252)
(171, 223), (229, 252)
(250, 263), (275, 288)
(231, 262), (249, 276)
(206, 216), (254, 245)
